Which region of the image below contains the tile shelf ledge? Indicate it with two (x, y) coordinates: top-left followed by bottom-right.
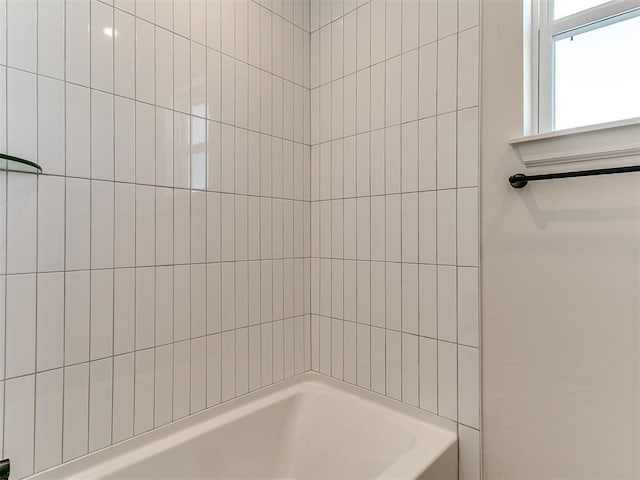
(0, 153), (42, 174)
(509, 117), (640, 171)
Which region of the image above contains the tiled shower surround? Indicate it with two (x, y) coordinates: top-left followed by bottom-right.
(308, 0), (481, 476)
(0, 0), (479, 478)
(0, 0), (311, 477)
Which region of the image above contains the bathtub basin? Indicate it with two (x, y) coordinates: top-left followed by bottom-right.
(31, 372), (457, 479)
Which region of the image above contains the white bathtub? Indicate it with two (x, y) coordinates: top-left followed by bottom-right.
(31, 373), (457, 479)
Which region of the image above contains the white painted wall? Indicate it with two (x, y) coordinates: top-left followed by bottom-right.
(481, 1), (640, 478)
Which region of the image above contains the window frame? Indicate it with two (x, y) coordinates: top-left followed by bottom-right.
(531, 0), (640, 133)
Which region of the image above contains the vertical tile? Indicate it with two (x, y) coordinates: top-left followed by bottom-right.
(370, 326), (386, 394)
(438, 340), (458, 421)
(418, 117), (437, 191)
(385, 0), (401, 58)
(207, 334), (222, 406)
(437, 35), (458, 114)
(356, 68), (370, 134)
(156, 0), (173, 29)
(175, 0), (191, 38)
(192, 43), (207, 118)
(114, 269), (135, 355)
(402, 333), (419, 406)
(135, 267), (155, 350)
(37, 76), (65, 175)
(65, 178), (91, 269)
(438, 265), (457, 342)
(402, 193), (419, 262)
(457, 107), (479, 188)
(65, 270), (90, 365)
(63, 363), (89, 461)
(5, 0), (24, 63)
(114, 183), (136, 268)
(173, 340), (190, 419)
(356, 261), (370, 325)
(115, 9), (135, 98)
(402, 121), (419, 192)
(356, 324), (370, 388)
(91, 92), (115, 181)
(7, 68), (37, 164)
(36, 273), (64, 371)
(155, 266), (174, 346)
(457, 187), (479, 266)
(7, 173), (37, 274)
(458, 267), (479, 347)
(156, 28), (174, 110)
(436, 189), (457, 265)
(154, 343), (173, 427)
(331, 318), (343, 380)
(66, 0), (91, 85)
(402, 264), (419, 334)
(385, 263), (401, 331)
(419, 43), (437, 119)
(90, 269), (114, 360)
(419, 0), (437, 45)
(419, 336), (437, 412)
(191, 264), (207, 337)
(419, 264), (437, 338)
(344, 322), (356, 383)
(343, 11), (356, 75)
(91, 0), (114, 92)
(191, 0), (206, 43)
(191, 337), (206, 413)
(89, 358), (113, 452)
(38, 0), (64, 78)
(156, 187), (174, 266)
(136, 18), (155, 103)
(221, 330), (236, 401)
(207, 263), (222, 334)
(135, 102), (156, 185)
(370, 261), (385, 328)
(115, 97), (136, 183)
(458, 27), (479, 109)
(459, 0), (480, 30)
(35, 369), (63, 472)
(249, 325), (261, 391)
(459, 424), (481, 480)
(438, 0), (458, 38)
(370, 0), (385, 64)
(6, 274), (36, 377)
(112, 353), (134, 442)
(5, 375), (35, 479)
(174, 112), (191, 189)
(91, 181), (115, 269)
(236, 327), (249, 394)
(356, 4), (370, 70)
(402, 50), (419, 123)
(261, 323), (273, 386)
(136, 0), (155, 22)
(174, 264), (191, 341)
(402, 0), (419, 51)
(458, 345), (480, 429)
(66, 84), (91, 178)
(134, 349), (155, 434)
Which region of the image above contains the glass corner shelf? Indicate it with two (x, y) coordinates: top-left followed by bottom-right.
(0, 153), (42, 174)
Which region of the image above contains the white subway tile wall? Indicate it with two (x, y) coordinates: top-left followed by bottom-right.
(309, 0), (481, 477)
(0, 0), (312, 477)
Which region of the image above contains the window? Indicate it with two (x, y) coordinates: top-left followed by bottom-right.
(531, 0), (640, 132)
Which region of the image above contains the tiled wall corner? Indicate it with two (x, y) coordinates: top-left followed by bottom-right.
(309, 0), (482, 477)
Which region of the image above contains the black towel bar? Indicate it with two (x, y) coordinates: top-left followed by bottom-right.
(509, 165), (640, 188)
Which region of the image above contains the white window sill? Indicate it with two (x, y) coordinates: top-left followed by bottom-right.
(509, 117), (640, 169)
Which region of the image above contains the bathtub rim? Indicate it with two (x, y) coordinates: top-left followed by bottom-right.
(28, 371), (457, 480)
